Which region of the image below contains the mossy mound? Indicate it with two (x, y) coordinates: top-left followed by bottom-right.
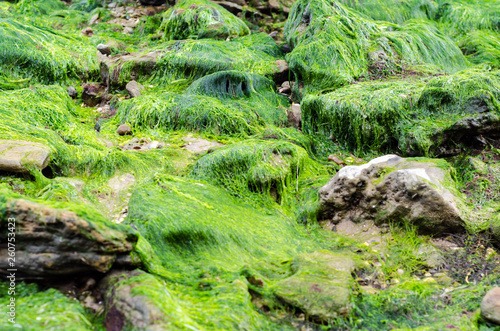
(116, 71), (289, 135)
(0, 282), (94, 330)
(161, 0), (250, 40)
(302, 69), (500, 156)
(284, 0), (466, 92)
(191, 139), (314, 203)
(103, 33), (283, 88)
(0, 18), (98, 85)
(337, 0), (437, 24)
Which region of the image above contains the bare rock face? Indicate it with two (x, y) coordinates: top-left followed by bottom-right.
(0, 140), (51, 173)
(273, 251), (354, 322)
(481, 287), (500, 325)
(0, 199), (139, 278)
(318, 155), (465, 235)
(101, 51), (162, 88)
(125, 80), (144, 98)
(82, 83), (106, 107)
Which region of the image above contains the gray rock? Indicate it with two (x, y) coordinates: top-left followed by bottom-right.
(0, 140), (50, 173)
(273, 59), (290, 85)
(117, 124), (132, 136)
(273, 251), (354, 321)
(101, 51), (161, 88)
(0, 199), (139, 278)
(287, 102), (301, 128)
(481, 287), (500, 325)
(125, 80), (144, 98)
(97, 43), (111, 56)
(67, 86), (78, 99)
(318, 155), (466, 235)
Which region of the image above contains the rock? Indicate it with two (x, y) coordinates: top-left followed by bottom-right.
(269, 31), (278, 38)
(274, 59), (290, 85)
(182, 136), (223, 154)
(273, 251), (354, 321)
(66, 86), (77, 99)
(215, 1), (244, 15)
(99, 270), (171, 330)
(281, 44), (291, 53)
(97, 43), (111, 56)
(481, 287), (500, 325)
(125, 80), (144, 98)
(82, 83), (106, 107)
(0, 199), (139, 278)
(287, 103), (301, 129)
(101, 51), (162, 88)
(0, 140), (51, 173)
(139, 0), (167, 5)
(81, 27), (93, 37)
(117, 124), (132, 136)
(318, 155), (466, 235)
(328, 154), (345, 165)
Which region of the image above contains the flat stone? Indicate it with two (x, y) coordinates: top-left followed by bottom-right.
(182, 136), (223, 154)
(273, 251), (354, 321)
(481, 287), (500, 325)
(0, 140), (51, 173)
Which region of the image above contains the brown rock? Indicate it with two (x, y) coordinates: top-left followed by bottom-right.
(274, 59), (290, 85)
(0, 199), (138, 278)
(81, 27), (94, 37)
(287, 103), (301, 129)
(0, 140), (51, 173)
(97, 43), (111, 56)
(82, 83), (106, 107)
(328, 155), (345, 165)
(481, 287), (500, 325)
(117, 124), (132, 136)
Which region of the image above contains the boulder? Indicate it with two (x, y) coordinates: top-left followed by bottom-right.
(273, 251), (354, 321)
(125, 80), (144, 98)
(66, 86), (78, 99)
(0, 199), (139, 278)
(273, 59), (290, 85)
(0, 140), (51, 173)
(481, 287), (500, 325)
(100, 51), (162, 88)
(99, 270), (177, 330)
(318, 155), (466, 235)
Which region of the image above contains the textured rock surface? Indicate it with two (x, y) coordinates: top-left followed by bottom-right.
(0, 199), (139, 277)
(0, 140), (51, 173)
(273, 251), (354, 321)
(318, 155), (465, 235)
(82, 83), (106, 107)
(100, 51), (161, 88)
(481, 287), (500, 325)
(125, 80), (144, 98)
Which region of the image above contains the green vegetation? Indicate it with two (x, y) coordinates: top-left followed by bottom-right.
(161, 0), (250, 40)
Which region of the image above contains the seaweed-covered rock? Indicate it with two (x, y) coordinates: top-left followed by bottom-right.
(336, 0), (436, 23)
(101, 34), (282, 87)
(302, 69), (500, 156)
(0, 18), (98, 83)
(284, 0), (466, 92)
(116, 71), (288, 135)
(0, 140), (51, 173)
(0, 197), (139, 278)
(161, 0), (250, 40)
(100, 270), (182, 330)
(318, 155), (466, 235)
(481, 287), (500, 325)
(191, 139), (309, 202)
(273, 251), (354, 321)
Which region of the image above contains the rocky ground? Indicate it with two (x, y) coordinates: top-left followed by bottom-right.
(0, 0), (500, 330)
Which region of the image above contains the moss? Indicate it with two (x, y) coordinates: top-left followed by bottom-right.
(284, 0), (466, 93)
(115, 71), (289, 136)
(302, 69), (500, 156)
(0, 18), (99, 84)
(337, 0), (437, 24)
(161, 0), (250, 41)
(0, 281), (95, 330)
